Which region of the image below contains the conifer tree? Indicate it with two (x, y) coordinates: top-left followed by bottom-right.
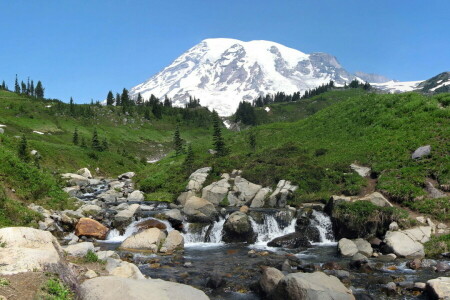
(183, 144), (194, 174)
(121, 88), (130, 106)
(14, 75), (20, 93)
(173, 124), (183, 156)
(144, 107), (151, 120)
(163, 96), (172, 107)
(248, 130), (256, 151)
(21, 81), (26, 94)
(69, 97), (75, 116)
(30, 80), (34, 96)
(91, 128), (102, 151)
(136, 93), (143, 105)
(35, 81), (44, 98)
(212, 111), (227, 156)
(18, 134), (30, 162)
(72, 128), (79, 145)
(106, 91), (115, 106)
(115, 93), (121, 106)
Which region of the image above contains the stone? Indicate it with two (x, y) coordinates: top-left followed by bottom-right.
(85, 270), (98, 279)
(206, 272), (225, 289)
(186, 167), (211, 192)
(338, 238), (358, 257)
(96, 250), (120, 260)
(222, 211), (255, 243)
(357, 192), (393, 207)
(353, 238), (373, 257)
(98, 190), (122, 203)
(136, 219), (167, 231)
(231, 176), (262, 206)
(384, 282), (397, 296)
(260, 267), (284, 295)
(78, 204), (103, 216)
(389, 221), (399, 231)
(427, 277), (450, 299)
(183, 196), (217, 223)
(109, 181), (125, 190)
(160, 230), (184, 253)
(114, 204), (140, 223)
(267, 232), (311, 249)
(412, 145), (431, 159)
(64, 242), (94, 257)
(108, 260), (145, 279)
(177, 190), (196, 206)
(201, 179), (231, 205)
(378, 253), (397, 262)
(79, 276), (210, 300)
(77, 168), (93, 178)
(250, 187), (272, 208)
(0, 227), (63, 274)
(352, 253), (368, 262)
(426, 182), (447, 199)
(120, 228), (166, 251)
(118, 172), (135, 180)
(414, 282), (426, 291)
(435, 262), (450, 273)
(165, 209), (184, 224)
(350, 163), (371, 177)
(407, 258), (422, 270)
(384, 227), (431, 258)
(239, 205), (249, 213)
(75, 218), (109, 240)
(63, 186), (82, 197)
(61, 173), (90, 187)
(272, 271), (355, 300)
(127, 190), (145, 202)
(268, 180), (298, 208)
(39, 217), (57, 231)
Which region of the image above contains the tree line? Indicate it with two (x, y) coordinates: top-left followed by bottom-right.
(1, 75), (45, 98)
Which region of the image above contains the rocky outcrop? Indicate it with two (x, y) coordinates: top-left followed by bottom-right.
(227, 176), (262, 206)
(177, 191), (196, 206)
(183, 196), (217, 223)
(353, 238), (373, 257)
(268, 180), (298, 208)
(222, 211), (256, 243)
(427, 277), (450, 300)
(186, 167), (211, 192)
(271, 271), (355, 300)
(357, 192), (393, 207)
(350, 163), (371, 177)
(61, 173), (90, 187)
(267, 232), (311, 249)
(77, 168), (93, 179)
(120, 228), (166, 252)
(75, 218), (109, 240)
(260, 267), (284, 295)
(0, 227), (64, 275)
(250, 187), (272, 208)
(202, 178), (230, 205)
(412, 145), (431, 159)
(384, 226), (432, 258)
(79, 276), (210, 300)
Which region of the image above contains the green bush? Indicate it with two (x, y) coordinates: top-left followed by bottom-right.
(84, 250), (100, 263)
(43, 278), (73, 300)
(424, 234), (450, 258)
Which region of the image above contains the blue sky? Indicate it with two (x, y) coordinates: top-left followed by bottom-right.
(0, 0), (449, 103)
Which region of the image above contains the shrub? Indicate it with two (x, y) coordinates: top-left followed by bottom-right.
(424, 234), (450, 258)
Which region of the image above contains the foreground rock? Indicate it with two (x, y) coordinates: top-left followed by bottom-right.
(202, 178), (231, 205)
(260, 267), (284, 295)
(268, 232), (311, 249)
(384, 226), (431, 258)
(120, 228), (166, 252)
(183, 196), (217, 223)
(338, 238), (358, 257)
(222, 211), (256, 243)
(271, 271), (355, 300)
(427, 277), (450, 300)
(105, 258), (145, 279)
(268, 180), (298, 208)
(160, 230), (184, 253)
(80, 276), (210, 300)
(64, 242), (94, 257)
(0, 227), (63, 274)
(412, 145), (431, 159)
(186, 167), (211, 192)
(75, 218), (109, 240)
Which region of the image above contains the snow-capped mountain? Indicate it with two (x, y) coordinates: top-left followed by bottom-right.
(129, 38), (388, 115)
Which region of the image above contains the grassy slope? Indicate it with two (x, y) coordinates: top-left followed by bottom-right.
(140, 91), (450, 220)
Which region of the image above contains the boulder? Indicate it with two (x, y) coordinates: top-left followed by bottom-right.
(77, 168), (93, 178)
(0, 227), (63, 274)
(75, 218), (109, 240)
(165, 209), (184, 225)
(177, 190), (196, 206)
(98, 190), (122, 203)
(353, 238), (373, 257)
(63, 186), (82, 197)
(350, 163), (371, 177)
(61, 173), (90, 187)
(338, 238), (358, 257)
(250, 187), (272, 208)
(118, 172), (135, 180)
(120, 228), (166, 252)
(201, 179), (231, 205)
(186, 167), (211, 192)
(106, 258), (145, 279)
(64, 242), (95, 257)
(267, 232), (311, 249)
(357, 192), (393, 207)
(127, 190), (145, 202)
(384, 227), (432, 258)
(85, 270), (98, 279)
(79, 276), (210, 300)
(268, 180), (298, 208)
(78, 204), (103, 216)
(114, 204), (140, 229)
(222, 211), (256, 243)
(108, 181), (125, 190)
(0, 128), (4, 134)
(260, 267), (284, 295)
(183, 196), (217, 223)
(412, 145), (431, 159)
(96, 250), (120, 260)
(427, 277), (450, 300)
(160, 230), (184, 253)
(136, 219), (167, 231)
(426, 182), (447, 199)
(271, 271), (355, 300)
(230, 176), (262, 206)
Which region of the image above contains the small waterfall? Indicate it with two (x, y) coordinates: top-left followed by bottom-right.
(250, 215), (296, 246)
(183, 217), (225, 246)
(310, 210), (335, 244)
(103, 217), (173, 243)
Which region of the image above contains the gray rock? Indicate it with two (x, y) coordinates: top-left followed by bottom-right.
(426, 182), (447, 199)
(250, 187), (272, 208)
(426, 277), (450, 300)
(350, 163), (371, 177)
(272, 271), (355, 300)
(230, 176), (262, 206)
(177, 190), (196, 206)
(384, 226), (432, 258)
(120, 228), (166, 252)
(127, 190), (145, 202)
(79, 276), (210, 300)
(186, 167), (211, 192)
(118, 172), (135, 180)
(77, 168), (92, 179)
(260, 267), (284, 295)
(412, 145), (431, 159)
(202, 179), (230, 205)
(389, 222), (399, 231)
(63, 186), (82, 197)
(268, 180), (298, 208)
(64, 242), (94, 257)
(357, 192), (393, 207)
(183, 196), (217, 223)
(61, 173), (90, 187)
(98, 190), (122, 203)
(338, 238), (358, 257)
(353, 238), (373, 257)
(160, 230), (184, 253)
(222, 211), (255, 243)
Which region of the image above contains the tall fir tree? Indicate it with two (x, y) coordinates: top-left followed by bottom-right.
(136, 93), (143, 105)
(30, 80), (34, 96)
(18, 134), (30, 162)
(173, 124), (183, 156)
(212, 110), (227, 156)
(14, 75), (20, 93)
(35, 81), (44, 98)
(72, 127), (79, 145)
(21, 81), (26, 94)
(115, 93), (121, 106)
(106, 91), (115, 106)
(121, 88), (130, 106)
(91, 128), (102, 151)
(183, 144), (194, 174)
(144, 107), (151, 120)
(69, 97), (75, 116)
(248, 130), (256, 151)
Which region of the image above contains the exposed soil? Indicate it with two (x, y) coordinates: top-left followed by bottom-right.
(0, 272), (48, 300)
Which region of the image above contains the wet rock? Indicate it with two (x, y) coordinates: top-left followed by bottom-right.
(295, 209), (320, 242)
(322, 261), (343, 270)
(127, 190), (145, 202)
(435, 262), (450, 273)
(352, 253), (368, 263)
(407, 258), (422, 270)
(183, 196), (217, 223)
(80, 276), (210, 300)
(353, 238), (373, 257)
(239, 205), (249, 213)
(77, 168), (93, 179)
(206, 272), (225, 289)
(369, 237), (382, 248)
(427, 277), (450, 299)
(298, 263), (321, 273)
(75, 218), (109, 240)
(383, 282), (397, 296)
(267, 232), (311, 249)
(413, 282), (426, 291)
(411, 145), (431, 159)
(118, 172), (135, 180)
(282, 259), (292, 272)
(98, 189), (122, 203)
(260, 267), (284, 295)
(328, 270), (351, 281)
(136, 219), (167, 231)
(164, 209), (184, 230)
(160, 230), (184, 253)
(272, 271), (355, 300)
(338, 238), (358, 257)
(422, 259), (438, 268)
(120, 228), (166, 252)
(113, 204), (141, 231)
(64, 242), (94, 257)
(202, 179), (230, 205)
(222, 211), (256, 243)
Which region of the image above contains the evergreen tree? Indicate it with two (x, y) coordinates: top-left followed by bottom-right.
(349, 79), (360, 88)
(14, 75), (20, 93)
(18, 134), (30, 162)
(91, 128), (102, 151)
(0, 80), (6, 90)
(26, 77), (30, 95)
(21, 81), (26, 94)
(183, 144), (194, 174)
(102, 138), (109, 151)
(235, 101), (256, 125)
(248, 131), (256, 151)
(35, 81), (44, 98)
(106, 91), (115, 106)
(30, 80), (34, 96)
(69, 97), (75, 116)
(121, 88), (130, 106)
(152, 103), (162, 119)
(163, 96), (172, 107)
(144, 107), (151, 120)
(173, 124), (183, 156)
(136, 93), (143, 105)
(72, 128), (79, 145)
(212, 111), (227, 156)
(115, 93), (121, 106)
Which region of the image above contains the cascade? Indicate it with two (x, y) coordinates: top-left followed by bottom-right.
(183, 217), (226, 246)
(250, 215), (296, 246)
(103, 217), (173, 243)
(310, 210), (335, 244)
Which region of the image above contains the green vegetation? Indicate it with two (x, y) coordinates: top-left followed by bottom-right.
(41, 278), (73, 300)
(406, 197), (450, 221)
(0, 278), (10, 286)
(83, 250), (101, 263)
(424, 234), (450, 258)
